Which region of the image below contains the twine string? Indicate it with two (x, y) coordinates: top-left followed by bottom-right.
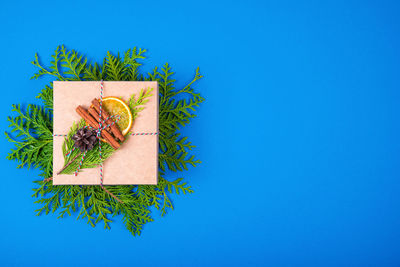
(74, 151), (87, 176)
(98, 80), (104, 188)
(96, 81), (123, 203)
(130, 132), (158, 136)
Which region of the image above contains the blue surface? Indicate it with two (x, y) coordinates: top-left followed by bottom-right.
(1, 0), (400, 266)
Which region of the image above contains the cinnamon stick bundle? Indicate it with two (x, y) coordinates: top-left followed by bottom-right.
(76, 106), (120, 150)
(91, 99), (125, 142)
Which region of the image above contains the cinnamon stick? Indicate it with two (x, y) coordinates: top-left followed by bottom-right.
(88, 107), (112, 135)
(91, 99), (125, 142)
(76, 106), (120, 150)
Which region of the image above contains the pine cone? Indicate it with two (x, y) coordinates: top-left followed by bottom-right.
(72, 127), (98, 152)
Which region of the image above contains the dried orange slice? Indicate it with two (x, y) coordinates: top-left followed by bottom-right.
(101, 96), (133, 136)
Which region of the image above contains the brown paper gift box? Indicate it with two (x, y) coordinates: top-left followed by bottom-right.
(52, 81), (158, 185)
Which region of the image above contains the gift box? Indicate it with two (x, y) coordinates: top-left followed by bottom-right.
(52, 81), (158, 185)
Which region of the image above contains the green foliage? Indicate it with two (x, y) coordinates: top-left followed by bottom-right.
(36, 84), (53, 110)
(129, 87), (154, 120)
(5, 45), (203, 236)
(5, 104), (53, 178)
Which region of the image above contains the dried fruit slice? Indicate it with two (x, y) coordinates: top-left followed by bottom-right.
(101, 96), (133, 136)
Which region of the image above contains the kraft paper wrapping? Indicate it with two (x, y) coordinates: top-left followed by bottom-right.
(52, 81), (158, 185)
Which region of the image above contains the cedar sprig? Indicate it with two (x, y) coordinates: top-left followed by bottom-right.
(5, 104), (53, 178)
(36, 83), (54, 110)
(6, 45), (202, 236)
(129, 87), (154, 120)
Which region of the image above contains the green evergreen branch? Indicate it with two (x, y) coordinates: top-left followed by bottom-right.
(129, 87), (154, 120)
(59, 45), (87, 80)
(5, 104), (53, 177)
(105, 51), (125, 80)
(83, 62), (103, 81)
(6, 45), (203, 236)
(123, 47), (146, 80)
(36, 83), (54, 110)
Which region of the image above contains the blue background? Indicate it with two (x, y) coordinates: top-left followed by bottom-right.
(1, 0), (399, 266)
